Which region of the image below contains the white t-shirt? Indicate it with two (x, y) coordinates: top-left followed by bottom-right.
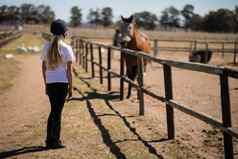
(41, 40), (75, 84)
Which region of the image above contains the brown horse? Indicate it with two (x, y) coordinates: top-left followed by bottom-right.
(119, 15), (151, 98)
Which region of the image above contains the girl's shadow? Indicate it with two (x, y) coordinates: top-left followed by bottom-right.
(0, 146), (48, 159)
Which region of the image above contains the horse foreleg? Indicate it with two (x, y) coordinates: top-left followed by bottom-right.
(144, 62), (147, 72)
(127, 82), (132, 99)
(143, 58), (148, 73)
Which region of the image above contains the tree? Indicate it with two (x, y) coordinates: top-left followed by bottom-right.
(160, 6), (180, 29)
(20, 3), (34, 23)
(0, 4), (55, 24)
(160, 9), (170, 29)
(70, 6), (82, 27)
(87, 8), (101, 25)
(134, 11), (158, 30)
(181, 4), (194, 30)
(203, 9), (235, 32)
(168, 6), (180, 27)
(101, 7), (113, 27)
(234, 6), (238, 32)
(41, 5), (55, 23)
(190, 14), (203, 31)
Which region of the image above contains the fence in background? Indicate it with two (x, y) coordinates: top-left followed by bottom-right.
(153, 39), (238, 64)
(78, 36), (238, 64)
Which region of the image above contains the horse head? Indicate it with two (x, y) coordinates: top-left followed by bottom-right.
(119, 15), (135, 44)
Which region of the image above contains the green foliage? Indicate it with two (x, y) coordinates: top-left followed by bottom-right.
(202, 8), (236, 33)
(160, 4), (238, 33)
(160, 6), (180, 29)
(181, 4), (195, 30)
(101, 7), (113, 27)
(87, 8), (102, 25)
(134, 11), (158, 30)
(70, 6), (82, 27)
(87, 7), (114, 27)
(0, 4), (55, 24)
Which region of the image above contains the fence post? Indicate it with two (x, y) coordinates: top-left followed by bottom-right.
(79, 40), (82, 66)
(83, 42), (86, 69)
(205, 42), (209, 63)
(163, 64), (175, 139)
(154, 39), (158, 56)
(220, 69), (233, 159)
(76, 39), (80, 64)
(120, 49), (125, 100)
(233, 40), (237, 64)
(222, 42), (225, 58)
(80, 40), (84, 66)
(107, 47), (112, 91)
(98, 46), (103, 84)
(137, 56), (145, 116)
(75, 39), (78, 64)
(85, 43), (88, 72)
(190, 41), (193, 52)
(71, 38), (76, 62)
(90, 43), (95, 78)
(194, 40), (197, 51)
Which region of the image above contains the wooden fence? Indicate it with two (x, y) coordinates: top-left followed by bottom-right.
(0, 31), (22, 48)
(71, 37), (238, 159)
(153, 39), (238, 64)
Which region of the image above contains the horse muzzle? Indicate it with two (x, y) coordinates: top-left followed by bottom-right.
(122, 36), (131, 43)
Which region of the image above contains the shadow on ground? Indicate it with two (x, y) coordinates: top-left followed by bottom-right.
(70, 74), (167, 159)
(0, 146), (48, 159)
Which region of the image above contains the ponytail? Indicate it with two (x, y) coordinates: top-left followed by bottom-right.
(47, 36), (62, 69)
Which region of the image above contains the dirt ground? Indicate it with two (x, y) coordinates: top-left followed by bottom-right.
(0, 51), (237, 158)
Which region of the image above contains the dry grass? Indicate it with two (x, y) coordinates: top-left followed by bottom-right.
(0, 33), (45, 92)
(0, 57), (20, 92)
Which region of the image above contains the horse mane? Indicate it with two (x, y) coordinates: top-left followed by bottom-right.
(129, 26), (150, 52)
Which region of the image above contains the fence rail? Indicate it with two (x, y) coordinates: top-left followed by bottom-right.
(154, 39), (238, 64)
(72, 37), (238, 159)
(0, 31), (22, 48)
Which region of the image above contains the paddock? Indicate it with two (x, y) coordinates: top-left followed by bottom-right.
(72, 36), (238, 159)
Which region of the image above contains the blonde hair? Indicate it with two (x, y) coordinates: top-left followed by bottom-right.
(47, 36), (63, 69)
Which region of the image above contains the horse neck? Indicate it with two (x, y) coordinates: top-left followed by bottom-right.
(129, 28), (139, 48)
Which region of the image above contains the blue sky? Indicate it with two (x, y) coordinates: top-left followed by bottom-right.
(1, 0), (237, 22)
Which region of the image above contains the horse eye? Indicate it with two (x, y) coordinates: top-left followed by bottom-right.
(128, 26), (132, 30)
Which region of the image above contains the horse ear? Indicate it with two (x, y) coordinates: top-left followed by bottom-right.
(121, 16), (125, 22)
(128, 15), (134, 23)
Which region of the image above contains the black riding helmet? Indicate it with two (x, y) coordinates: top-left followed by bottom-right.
(50, 19), (68, 36)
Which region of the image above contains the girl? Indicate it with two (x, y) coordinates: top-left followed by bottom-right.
(41, 19), (75, 149)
